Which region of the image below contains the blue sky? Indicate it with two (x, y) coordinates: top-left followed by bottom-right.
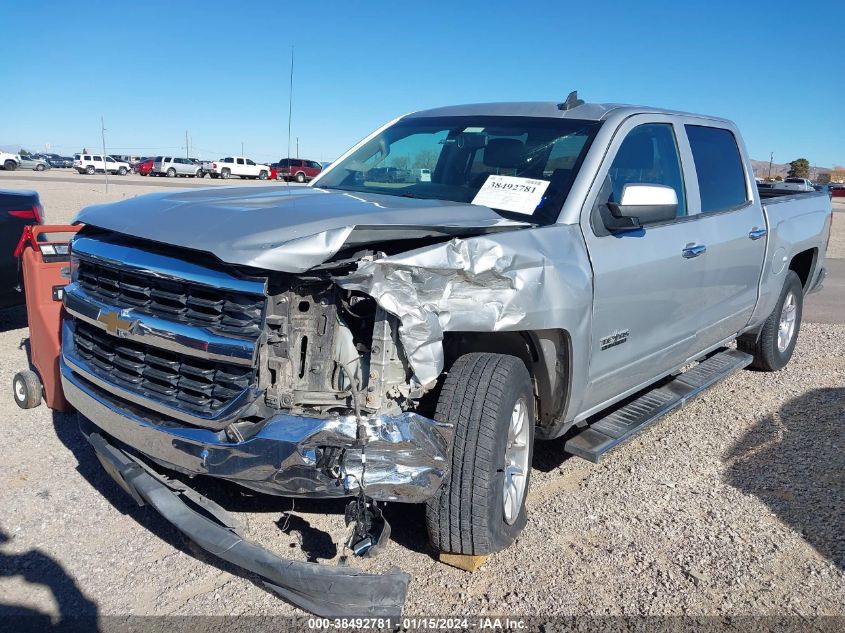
(2, 1), (843, 167)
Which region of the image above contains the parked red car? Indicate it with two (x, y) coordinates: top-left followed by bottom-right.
(271, 158), (322, 183)
(136, 158), (154, 176)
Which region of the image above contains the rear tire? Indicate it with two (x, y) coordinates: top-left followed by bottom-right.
(4, 160), (17, 171)
(738, 270), (803, 371)
(167, 168), (176, 178)
(426, 353), (534, 555)
(13, 370), (42, 410)
(295, 171), (306, 183)
(85, 166), (95, 175)
(221, 169), (230, 179)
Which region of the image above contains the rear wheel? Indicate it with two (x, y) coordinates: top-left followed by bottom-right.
(4, 160), (17, 171)
(167, 167), (176, 178)
(738, 270), (803, 371)
(295, 171), (306, 183)
(85, 166), (95, 175)
(12, 370), (42, 410)
(221, 169), (230, 179)
(426, 353), (534, 555)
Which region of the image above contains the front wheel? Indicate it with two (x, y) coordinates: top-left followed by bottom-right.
(295, 171), (306, 183)
(739, 270), (803, 371)
(118, 167), (127, 175)
(4, 160), (17, 171)
(426, 353), (534, 555)
(258, 170), (268, 180)
(35, 164), (45, 171)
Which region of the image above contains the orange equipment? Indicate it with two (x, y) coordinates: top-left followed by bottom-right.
(12, 224), (81, 411)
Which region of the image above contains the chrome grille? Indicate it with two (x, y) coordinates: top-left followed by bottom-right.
(76, 257), (265, 337)
(73, 321), (254, 415)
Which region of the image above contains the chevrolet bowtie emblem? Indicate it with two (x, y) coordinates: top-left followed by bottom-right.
(96, 309), (136, 337)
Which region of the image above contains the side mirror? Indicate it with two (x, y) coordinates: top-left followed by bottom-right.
(604, 184), (678, 231)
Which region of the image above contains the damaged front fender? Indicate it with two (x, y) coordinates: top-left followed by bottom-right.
(335, 226), (593, 389)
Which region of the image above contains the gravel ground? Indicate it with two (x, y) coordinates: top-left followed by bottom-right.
(0, 174), (842, 622)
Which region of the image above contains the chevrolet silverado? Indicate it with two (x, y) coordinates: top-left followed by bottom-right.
(60, 95), (833, 617)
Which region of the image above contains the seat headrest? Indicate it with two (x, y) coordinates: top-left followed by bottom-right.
(483, 138), (527, 169)
(613, 134), (655, 171)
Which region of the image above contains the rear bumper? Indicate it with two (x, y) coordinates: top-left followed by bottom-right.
(61, 355), (453, 503)
(84, 428), (409, 617)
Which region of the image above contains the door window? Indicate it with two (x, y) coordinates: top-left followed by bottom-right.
(92, 156), (102, 161)
(602, 123), (687, 218)
(236, 158), (245, 165)
(685, 125), (748, 213)
(246, 159), (255, 166)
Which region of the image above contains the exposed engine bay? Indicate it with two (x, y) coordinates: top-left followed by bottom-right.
(259, 271), (423, 419)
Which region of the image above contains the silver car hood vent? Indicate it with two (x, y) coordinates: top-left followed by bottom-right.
(75, 186), (529, 273)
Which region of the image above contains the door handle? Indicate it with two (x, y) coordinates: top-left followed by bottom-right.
(682, 243), (707, 259)
(748, 227), (768, 240)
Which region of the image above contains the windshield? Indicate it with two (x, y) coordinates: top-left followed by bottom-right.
(315, 115), (601, 223)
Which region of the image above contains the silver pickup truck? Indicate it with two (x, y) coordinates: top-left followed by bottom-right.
(61, 96), (832, 616)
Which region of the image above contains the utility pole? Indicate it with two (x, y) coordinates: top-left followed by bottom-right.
(241, 141), (244, 156)
(287, 45), (294, 160)
(296, 137), (299, 159)
(185, 130), (189, 158)
(767, 152), (774, 180)
(101, 116), (109, 193)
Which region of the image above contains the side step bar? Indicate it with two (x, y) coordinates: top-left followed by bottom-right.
(565, 348), (752, 463)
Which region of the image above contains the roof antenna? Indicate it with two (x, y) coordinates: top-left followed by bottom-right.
(558, 91), (584, 111)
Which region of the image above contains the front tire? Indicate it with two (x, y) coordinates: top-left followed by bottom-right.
(739, 270), (803, 371)
(35, 164), (45, 171)
(118, 167), (127, 175)
(13, 370), (42, 409)
(4, 160), (17, 171)
(426, 353), (534, 555)
(258, 170), (268, 180)
(295, 171), (306, 183)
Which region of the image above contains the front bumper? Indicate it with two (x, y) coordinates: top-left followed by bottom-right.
(84, 428), (409, 617)
(61, 355), (453, 503)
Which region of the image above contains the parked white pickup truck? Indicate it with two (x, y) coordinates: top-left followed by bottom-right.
(62, 96), (832, 617)
(758, 177), (815, 193)
(0, 152), (20, 171)
(205, 156), (271, 180)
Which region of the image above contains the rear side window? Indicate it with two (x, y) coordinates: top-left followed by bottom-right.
(685, 125), (748, 213)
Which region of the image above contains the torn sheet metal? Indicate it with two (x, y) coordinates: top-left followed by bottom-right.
(74, 186), (527, 272)
(335, 225), (593, 388)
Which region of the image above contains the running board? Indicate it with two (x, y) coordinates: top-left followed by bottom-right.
(564, 348), (752, 463)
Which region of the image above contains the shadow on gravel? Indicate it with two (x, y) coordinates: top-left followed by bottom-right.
(724, 387), (844, 570)
(0, 304), (28, 333)
(0, 527), (100, 631)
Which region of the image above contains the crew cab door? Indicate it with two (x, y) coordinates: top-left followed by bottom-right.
(579, 117), (702, 412)
(679, 123), (766, 350)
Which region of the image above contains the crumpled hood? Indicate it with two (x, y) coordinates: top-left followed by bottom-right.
(74, 186), (528, 272)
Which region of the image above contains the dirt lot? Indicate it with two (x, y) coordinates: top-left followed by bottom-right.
(0, 171), (842, 622)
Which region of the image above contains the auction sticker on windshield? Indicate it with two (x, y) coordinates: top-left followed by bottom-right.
(471, 175), (550, 215)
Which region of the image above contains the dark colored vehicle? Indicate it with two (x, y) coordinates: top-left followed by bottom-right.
(366, 166), (412, 183)
(0, 189), (44, 308)
(830, 183), (845, 198)
(273, 158), (322, 183)
(136, 158), (154, 176)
